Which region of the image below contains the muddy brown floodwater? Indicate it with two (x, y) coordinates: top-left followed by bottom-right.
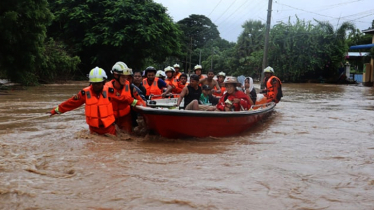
(1, 81), (374, 210)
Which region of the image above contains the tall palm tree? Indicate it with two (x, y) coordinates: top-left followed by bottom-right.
(236, 20), (265, 57)
(314, 20), (355, 44)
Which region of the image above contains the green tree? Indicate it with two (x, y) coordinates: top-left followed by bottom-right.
(268, 17), (318, 81)
(48, 0), (182, 71)
(177, 14), (220, 50)
(0, 0), (53, 85)
(265, 17), (355, 82)
(233, 20), (265, 77)
(313, 20), (355, 79)
(347, 29), (372, 46)
(38, 38), (81, 83)
(200, 38), (235, 73)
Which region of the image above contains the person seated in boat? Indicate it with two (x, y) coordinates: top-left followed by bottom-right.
(216, 77), (253, 111)
(213, 71), (226, 97)
(244, 77), (256, 105)
(177, 73), (189, 89)
(177, 74), (202, 110)
(173, 63), (182, 80)
(164, 66), (183, 95)
(187, 85), (219, 111)
(200, 85), (219, 106)
(260, 66), (283, 103)
(48, 67), (141, 136)
(194, 64), (207, 80)
(199, 69), (221, 94)
(143, 66), (172, 100)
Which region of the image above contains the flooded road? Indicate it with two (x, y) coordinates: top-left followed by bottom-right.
(1, 82), (374, 209)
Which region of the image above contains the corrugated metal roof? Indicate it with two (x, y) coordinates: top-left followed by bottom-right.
(349, 44), (374, 50)
(362, 28), (374, 34)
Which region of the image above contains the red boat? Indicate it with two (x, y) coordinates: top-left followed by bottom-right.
(137, 101), (276, 138)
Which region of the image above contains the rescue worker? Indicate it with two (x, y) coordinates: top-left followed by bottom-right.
(213, 71), (226, 97)
(261, 66), (283, 103)
(48, 67), (138, 135)
(143, 66), (172, 99)
(194, 65), (207, 80)
(164, 66), (182, 95)
(105, 62), (145, 133)
(156, 70), (166, 81)
(173, 63), (182, 80)
(118, 66), (147, 128)
(199, 69), (221, 94)
(177, 74), (203, 110)
(216, 77), (252, 111)
(155, 70), (168, 94)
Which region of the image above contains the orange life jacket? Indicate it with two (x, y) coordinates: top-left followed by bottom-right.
(199, 75), (207, 79)
(197, 75), (207, 87)
(265, 76), (283, 103)
(165, 77), (180, 94)
(174, 72), (182, 80)
(213, 84), (226, 97)
(105, 80), (132, 118)
(143, 77), (162, 99)
(84, 86), (115, 128)
(178, 81), (188, 89)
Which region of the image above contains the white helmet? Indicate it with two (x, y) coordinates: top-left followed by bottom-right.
(173, 64), (180, 68)
(89, 67), (107, 83)
(156, 70), (166, 78)
(217, 71), (226, 77)
(263, 66), (274, 73)
(111, 61), (130, 75)
(164, 66), (175, 72)
(122, 68), (133, 76)
(194, 64), (202, 70)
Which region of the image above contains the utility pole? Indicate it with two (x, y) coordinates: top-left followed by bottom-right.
(261, 0), (273, 89)
(199, 49), (201, 65)
(189, 37), (192, 74)
(185, 36), (189, 74)
(211, 47), (213, 69)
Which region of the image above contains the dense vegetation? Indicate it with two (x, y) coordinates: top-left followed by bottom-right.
(0, 0), (373, 85)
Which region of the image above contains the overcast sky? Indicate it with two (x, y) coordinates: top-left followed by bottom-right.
(154, 0), (374, 43)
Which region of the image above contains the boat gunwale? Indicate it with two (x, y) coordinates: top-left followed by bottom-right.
(137, 102), (276, 117)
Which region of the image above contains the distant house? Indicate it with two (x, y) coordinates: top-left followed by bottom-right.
(348, 29), (374, 86)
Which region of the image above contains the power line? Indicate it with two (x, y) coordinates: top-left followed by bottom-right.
(219, 1), (266, 34)
(216, 0), (251, 26)
(207, 0), (223, 17)
(274, 1), (373, 24)
(351, 12), (374, 21)
(219, 1), (267, 38)
(214, 0), (238, 23)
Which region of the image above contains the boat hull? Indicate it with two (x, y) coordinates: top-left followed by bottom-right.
(138, 103), (275, 138)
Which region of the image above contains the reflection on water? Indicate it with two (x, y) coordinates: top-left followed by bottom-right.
(1, 82), (374, 209)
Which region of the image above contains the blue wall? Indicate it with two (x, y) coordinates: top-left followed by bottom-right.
(350, 74), (363, 83)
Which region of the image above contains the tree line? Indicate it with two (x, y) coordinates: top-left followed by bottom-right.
(0, 0), (373, 85)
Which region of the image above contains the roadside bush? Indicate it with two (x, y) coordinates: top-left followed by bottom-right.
(37, 38), (81, 83)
